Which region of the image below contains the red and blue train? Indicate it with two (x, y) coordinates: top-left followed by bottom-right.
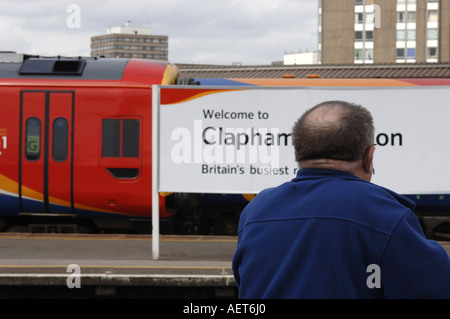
(0, 53), (449, 237)
(0, 53), (249, 234)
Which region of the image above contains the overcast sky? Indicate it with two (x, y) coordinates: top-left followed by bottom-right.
(0, 0), (318, 65)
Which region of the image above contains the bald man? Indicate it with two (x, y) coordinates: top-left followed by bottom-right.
(232, 100), (450, 299)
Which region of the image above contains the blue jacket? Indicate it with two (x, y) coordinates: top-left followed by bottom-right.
(232, 169), (450, 299)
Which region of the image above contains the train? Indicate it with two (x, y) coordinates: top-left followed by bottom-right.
(0, 52), (449, 238)
(0, 52), (248, 235)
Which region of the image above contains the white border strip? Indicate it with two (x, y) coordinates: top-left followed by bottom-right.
(152, 85), (160, 260)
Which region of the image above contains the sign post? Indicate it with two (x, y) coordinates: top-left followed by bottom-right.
(152, 86), (160, 260)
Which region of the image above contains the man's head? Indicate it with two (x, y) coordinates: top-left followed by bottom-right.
(292, 100), (375, 180)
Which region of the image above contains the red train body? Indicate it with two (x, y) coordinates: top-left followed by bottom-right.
(0, 55), (181, 232)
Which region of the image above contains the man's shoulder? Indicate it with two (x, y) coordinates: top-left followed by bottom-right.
(247, 170), (414, 211)
(240, 171), (415, 234)
(295, 169), (415, 210)
(346, 179), (415, 212)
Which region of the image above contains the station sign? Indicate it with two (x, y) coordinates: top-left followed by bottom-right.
(154, 85), (450, 196)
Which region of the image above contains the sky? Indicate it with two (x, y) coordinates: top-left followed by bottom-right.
(0, 0), (318, 65)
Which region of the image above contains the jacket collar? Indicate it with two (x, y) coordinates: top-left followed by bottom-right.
(293, 168), (360, 182)
(292, 168), (416, 211)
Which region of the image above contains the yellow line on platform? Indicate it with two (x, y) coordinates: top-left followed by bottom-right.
(0, 233), (237, 242)
(0, 265), (232, 270)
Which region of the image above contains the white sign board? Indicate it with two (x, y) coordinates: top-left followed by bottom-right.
(155, 85), (450, 195)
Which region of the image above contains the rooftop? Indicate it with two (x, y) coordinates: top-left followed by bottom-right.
(177, 63), (450, 79)
(107, 20), (152, 36)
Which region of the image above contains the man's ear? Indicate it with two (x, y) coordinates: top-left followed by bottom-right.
(363, 144), (376, 174)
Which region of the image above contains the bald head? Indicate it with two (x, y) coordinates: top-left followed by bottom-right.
(292, 101), (375, 164)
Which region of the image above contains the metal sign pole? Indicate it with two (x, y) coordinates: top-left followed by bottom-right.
(151, 85), (160, 260)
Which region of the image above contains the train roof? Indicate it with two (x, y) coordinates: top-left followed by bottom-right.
(0, 52), (173, 83)
(0, 57), (128, 80)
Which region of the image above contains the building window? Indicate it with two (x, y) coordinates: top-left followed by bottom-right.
(355, 12), (364, 24)
(25, 117), (41, 161)
(428, 10), (438, 22)
(355, 31), (363, 41)
(407, 48), (416, 60)
(407, 30), (416, 40)
(396, 0), (416, 63)
(102, 119), (140, 158)
(365, 12), (374, 24)
(397, 30), (416, 41)
(426, 0), (439, 63)
(52, 118), (69, 162)
(427, 47), (437, 57)
(397, 11), (416, 23)
(407, 11), (416, 23)
(365, 49), (374, 60)
(396, 48), (416, 61)
(354, 1), (375, 63)
(354, 30), (374, 42)
(397, 48), (405, 58)
(427, 28), (438, 39)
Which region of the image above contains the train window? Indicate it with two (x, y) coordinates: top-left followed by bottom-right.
(52, 118), (69, 162)
(102, 119), (121, 157)
(106, 168), (139, 179)
(102, 118), (140, 158)
(53, 60), (85, 74)
(19, 58), (87, 75)
(122, 119), (140, 157)
(25, 117), (41, 161)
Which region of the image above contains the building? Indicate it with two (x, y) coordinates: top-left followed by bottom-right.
(284, 51), (319, 65)
(318, 0), (450, 64)
(90, 21), (168, 61)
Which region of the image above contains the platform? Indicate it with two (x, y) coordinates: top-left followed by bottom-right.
(0, 233), (238, 298)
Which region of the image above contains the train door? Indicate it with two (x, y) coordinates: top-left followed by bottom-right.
(19, 91), (74, 214)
